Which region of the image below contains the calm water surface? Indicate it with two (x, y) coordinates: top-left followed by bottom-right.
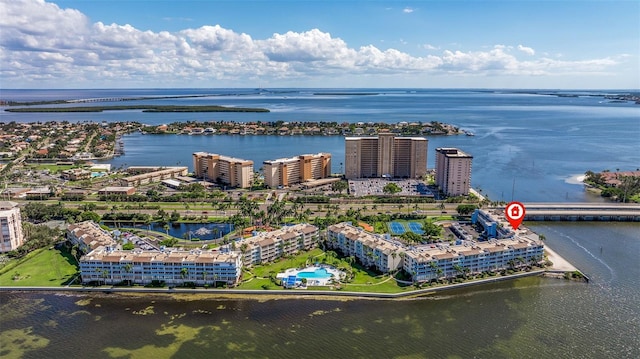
(1, 89), (639, 358)
(1, 223), (638, 358)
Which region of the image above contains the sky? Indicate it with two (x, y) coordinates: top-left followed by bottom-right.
(1, 0), (639, 89)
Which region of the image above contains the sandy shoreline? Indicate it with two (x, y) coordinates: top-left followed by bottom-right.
(544, 243), (578, 272)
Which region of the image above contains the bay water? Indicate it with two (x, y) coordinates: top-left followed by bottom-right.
(0, 89), (639, 358)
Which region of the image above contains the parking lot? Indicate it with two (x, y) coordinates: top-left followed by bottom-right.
(348, 179), (434, 197)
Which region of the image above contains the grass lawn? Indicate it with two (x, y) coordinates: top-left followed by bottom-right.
(249, 248), (325, 278)
(236, 247), (412, 293)
(0, 248), (79, 286)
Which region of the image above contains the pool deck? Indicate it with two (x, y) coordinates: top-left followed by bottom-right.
(276, 265), (345, 287)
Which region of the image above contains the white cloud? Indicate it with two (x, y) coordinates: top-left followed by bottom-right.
(403, 7), (414, 14)
(517, 44), (535, 56)
(0, 0), (631, 88)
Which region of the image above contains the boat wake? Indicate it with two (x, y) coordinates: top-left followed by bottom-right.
(564, 174), (586, 185)
(543, 225), (616, 286)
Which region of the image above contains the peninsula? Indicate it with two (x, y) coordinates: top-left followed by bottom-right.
(0, 120), (464, 167)
(4, 105), (270, 113)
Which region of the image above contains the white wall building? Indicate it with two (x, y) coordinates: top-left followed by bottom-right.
(80, 247), (243, 286)
(0, 201), (24, 253)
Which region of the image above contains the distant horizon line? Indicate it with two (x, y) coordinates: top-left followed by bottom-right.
(3, 87), (638, 91)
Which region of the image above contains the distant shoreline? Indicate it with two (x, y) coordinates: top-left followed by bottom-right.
(4, 105), (270, 113)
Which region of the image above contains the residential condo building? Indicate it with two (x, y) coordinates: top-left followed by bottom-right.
(327, 222), (543, 283)
(263, 153), (331, 188)
(402, 235), (543, 283)
(80, 247), (243, 286)
(120, 166), (188, 187)
(226, 224), (320, 265)
(345, 133), (427, 179)
(67, 220), (117, 254)
(326, 222), (403, 273)
(471, 209), (516, 239)
(435, 147), (473, 196)
(193, 152), (254, 188)
(0, 201), (25, 253)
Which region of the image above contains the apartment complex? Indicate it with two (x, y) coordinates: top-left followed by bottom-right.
(226, 224), (320, 265)
(0, 201), (24, 253)
(327, 222), (543, 283)
(471, 209), (516, 239)
(98, 186), (136, 196)
(61, 168), (92, 181)
(345, 133), (427, 179)
(120, 166), (188, 186)
(326, 222), (403, 273)
(402, 235), (543, 282)
(435, 147), (473, 196)
(80, 247), (243, 286)
(67, 220), (117, 253)
(193, 152), (254, 188)
(263, 153), (331, 188)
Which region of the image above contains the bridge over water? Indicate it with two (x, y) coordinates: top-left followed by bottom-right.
(520, 202), (640, 222)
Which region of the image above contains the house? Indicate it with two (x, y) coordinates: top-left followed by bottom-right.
(98, 186), (136, 196)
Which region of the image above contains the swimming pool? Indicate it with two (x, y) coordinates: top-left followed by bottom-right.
(296, 268), (332, 279)
(277, 265), (345, 287)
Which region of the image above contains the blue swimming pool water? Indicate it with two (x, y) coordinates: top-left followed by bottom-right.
(296, 268), (332, 279)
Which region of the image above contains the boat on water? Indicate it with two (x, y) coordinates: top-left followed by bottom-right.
(465, 131), (475, 136)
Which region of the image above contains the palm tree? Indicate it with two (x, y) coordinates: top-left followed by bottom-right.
(453, 264), (465, 279)
(101, 269), (109, 286)
(240, 243), (249, 257)
(123, 263), (133, 286)
(180, 267), (188, 282)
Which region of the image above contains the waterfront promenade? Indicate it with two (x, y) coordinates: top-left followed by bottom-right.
(0, 240), (581, 299)
(0, 270), (546, 299)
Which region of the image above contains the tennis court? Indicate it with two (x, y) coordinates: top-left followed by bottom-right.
(408, 222), (424, 235)
(388, 221), (406, 235)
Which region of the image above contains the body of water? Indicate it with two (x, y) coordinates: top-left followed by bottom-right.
(1, 89), (639, 358)
(4, 88), (637, 202)
(1, 223), (638, 358)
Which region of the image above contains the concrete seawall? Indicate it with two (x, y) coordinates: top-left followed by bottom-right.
(0, 270), (547, 300)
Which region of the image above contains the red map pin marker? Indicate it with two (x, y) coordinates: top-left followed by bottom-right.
(505, 201), (526, 230)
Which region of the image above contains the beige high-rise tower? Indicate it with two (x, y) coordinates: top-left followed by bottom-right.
(263, 153), (331, 188)
(435, 148), (473, 196)
(193, 152), (254, 188)
(345, 134), (427, 179)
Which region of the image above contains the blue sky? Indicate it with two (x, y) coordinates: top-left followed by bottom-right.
(1, 0), (639, 88)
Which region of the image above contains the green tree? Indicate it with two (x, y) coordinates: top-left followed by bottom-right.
(422, 219), (442, 239)
(123, 263), (133, 286)
(401, 231), (422, 243)
(383, 182), (402, 195)
(331, 180), (349, 194)
(456, 204), (478, 216)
